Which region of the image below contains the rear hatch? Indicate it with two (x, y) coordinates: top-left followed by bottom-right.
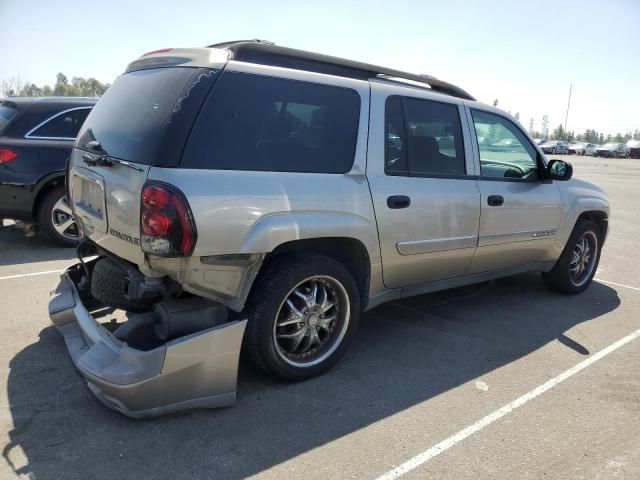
(69, 60), (221, 264)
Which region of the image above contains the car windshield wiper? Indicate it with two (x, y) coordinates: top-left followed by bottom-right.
(82, 152), (143, 172)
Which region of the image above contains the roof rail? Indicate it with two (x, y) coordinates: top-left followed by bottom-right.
(206, 40), (475, 101)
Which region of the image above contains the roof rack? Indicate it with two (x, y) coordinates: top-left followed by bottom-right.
(206, 40), (475, 101)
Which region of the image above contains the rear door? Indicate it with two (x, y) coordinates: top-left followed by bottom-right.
(69, 66), (218, 264)
(465, 107), (563, 274)
(367, 83), (481, 288)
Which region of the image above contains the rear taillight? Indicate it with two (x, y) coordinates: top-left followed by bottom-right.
(0, 147), (18, 163)
(140, 182), (196, 256)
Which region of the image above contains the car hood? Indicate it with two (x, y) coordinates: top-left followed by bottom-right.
(597, 145), (614, 150)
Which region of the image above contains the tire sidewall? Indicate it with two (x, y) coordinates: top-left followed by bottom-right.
(554, 220), (603, 293)
(246, 255), (360, 380)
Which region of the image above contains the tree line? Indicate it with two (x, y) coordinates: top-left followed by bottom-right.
(1, 73), (109, 98)
(530, 124), (640, 144)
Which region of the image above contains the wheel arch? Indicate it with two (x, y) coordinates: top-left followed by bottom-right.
(575, 210), (608, 240)
(258, 237), (372, 309)
(31, 172), (65, 218)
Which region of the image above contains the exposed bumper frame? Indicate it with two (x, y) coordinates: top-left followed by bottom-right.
(49, 263), (247, 419)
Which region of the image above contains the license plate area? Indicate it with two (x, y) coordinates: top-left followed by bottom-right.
(79, 179), (103, 218)
(70, 168), (108, 234)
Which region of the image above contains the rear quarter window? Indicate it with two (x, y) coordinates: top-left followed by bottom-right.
(181, 71), (361, 173)
(27, 107), (91, 139)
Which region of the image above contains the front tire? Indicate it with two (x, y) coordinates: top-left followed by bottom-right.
(243, 254), (360, 381)
(543, 220), (602, 294)
(37, 186), (82, 247)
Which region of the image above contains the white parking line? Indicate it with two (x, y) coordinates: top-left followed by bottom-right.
(596, 278), (640, 292)
(374, 327), (640, 480)
(0, 269), (63, 281)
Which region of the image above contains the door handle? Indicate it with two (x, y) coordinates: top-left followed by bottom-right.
(487, 195), (504, 206)
(387, 195), (411, 209)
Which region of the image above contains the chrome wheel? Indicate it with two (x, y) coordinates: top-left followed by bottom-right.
(51, 196), (81, 240)
(569, 231), (597, 287)
(273, 276), (350, 367)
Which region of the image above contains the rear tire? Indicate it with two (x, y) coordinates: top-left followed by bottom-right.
(37, 186), (82, 247)
(243, 254), (360, 381)
(543, 220), (602, 294)
(91, 257), (156, 312)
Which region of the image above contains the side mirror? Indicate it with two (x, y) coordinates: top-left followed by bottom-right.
(547, 159), (573, 181)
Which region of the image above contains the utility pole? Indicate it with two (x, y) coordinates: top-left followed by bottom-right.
(542, 115), (549, 137)
(564, 84), (572, 132)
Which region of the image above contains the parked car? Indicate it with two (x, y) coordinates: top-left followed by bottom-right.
(50, 41), (610, 417)
(540, 140), (569, 154)
(568, 142), (597, 156)
(0, 97), (95, 245)
(592, 144), (604, 155)
(626, 140), (640, 159)
(595, 142), (629, 158)
(534, 138), (548, 145)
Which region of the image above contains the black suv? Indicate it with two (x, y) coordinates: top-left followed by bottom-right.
(0, 97), (95, 245)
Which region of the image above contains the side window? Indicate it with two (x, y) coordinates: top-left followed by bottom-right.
(471, 110), (539, 180)
(385, 96), (466, 176)
(385, 96), (408, 173)
(29, 108), (91, 139)
(182, 72), (361, 173)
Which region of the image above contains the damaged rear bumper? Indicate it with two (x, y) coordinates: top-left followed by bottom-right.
(48, 262), (247, 419)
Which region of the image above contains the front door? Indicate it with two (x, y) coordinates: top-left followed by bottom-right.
(367, 85), (481, 289)
(465, 108), (563, 274)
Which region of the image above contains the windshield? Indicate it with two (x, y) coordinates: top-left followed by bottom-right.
(0, 104), (17, 134)
(76, 67), (218, 165)
(604, 143), (618, 147)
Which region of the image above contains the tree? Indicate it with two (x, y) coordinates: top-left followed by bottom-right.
(515, 112), (520, 121)
(7, 73), (110, 98)
(493, 99), (499, 107)
(1, 76), (29, 97)
(53, 73), (68, 96)
(599, 133), (604, 143)
(551, 124), (566, 140)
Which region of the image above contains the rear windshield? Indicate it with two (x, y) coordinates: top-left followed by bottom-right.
(0, 105), (18, 133)
(181, 71), (361, 173)
(76, 67), (217, 165)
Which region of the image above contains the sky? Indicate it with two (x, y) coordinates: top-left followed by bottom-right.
(1, 0), (638, 135)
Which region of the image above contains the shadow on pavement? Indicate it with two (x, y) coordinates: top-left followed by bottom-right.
(0, 226), (76, 267)
(3, 274), (620, 479)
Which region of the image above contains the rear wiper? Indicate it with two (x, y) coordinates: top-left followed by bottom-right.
(82, 152), (143, 172)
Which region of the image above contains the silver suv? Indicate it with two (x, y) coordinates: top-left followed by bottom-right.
(51, 41), (609, 417)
